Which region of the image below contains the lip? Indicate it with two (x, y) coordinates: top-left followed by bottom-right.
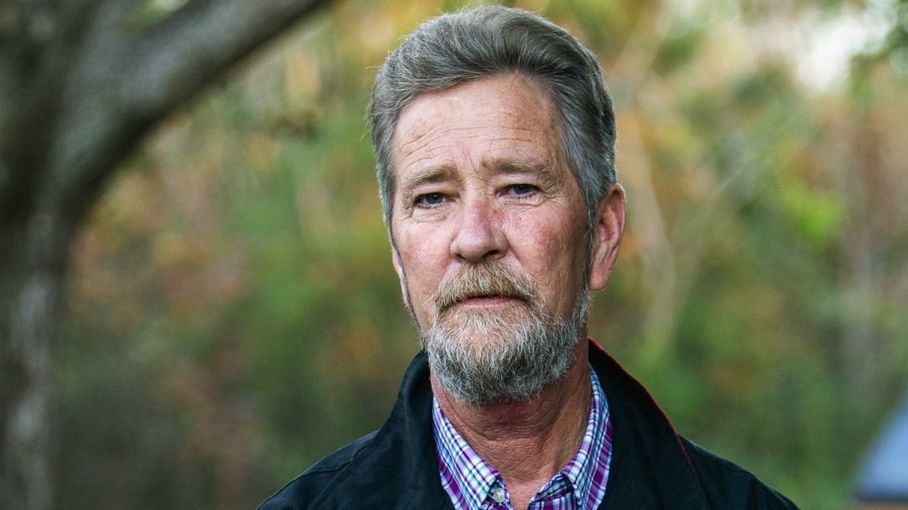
(454, 295), (525, 309)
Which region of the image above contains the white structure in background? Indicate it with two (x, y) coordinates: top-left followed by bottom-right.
(855, 387), (908, 510)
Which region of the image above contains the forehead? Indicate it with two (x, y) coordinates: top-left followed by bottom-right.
(391, 73), (563, 181)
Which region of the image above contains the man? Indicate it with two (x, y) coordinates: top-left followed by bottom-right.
(260, 6), (799, 509)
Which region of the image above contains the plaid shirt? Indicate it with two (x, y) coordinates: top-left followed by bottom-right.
(432, 368), (613, 510)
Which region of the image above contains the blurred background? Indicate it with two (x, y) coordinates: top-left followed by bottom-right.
(46, 0), (908, 508)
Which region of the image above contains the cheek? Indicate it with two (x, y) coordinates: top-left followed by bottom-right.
(510, 212), (576, 269)
(508, 211), (588, 307)
(395, 228), (448, 296)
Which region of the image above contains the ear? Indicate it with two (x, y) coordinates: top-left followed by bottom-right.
(588, 184), (627, 291)
(391, 245), (411, 309)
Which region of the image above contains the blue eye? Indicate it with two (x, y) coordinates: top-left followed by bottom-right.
(416, 193), (445, 207)
(507, 184), (537, 196)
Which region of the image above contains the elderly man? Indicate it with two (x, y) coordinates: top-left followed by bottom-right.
(260, 6), (798, 510)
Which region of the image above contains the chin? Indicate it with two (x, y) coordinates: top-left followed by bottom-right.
(422, 310), (579, 405)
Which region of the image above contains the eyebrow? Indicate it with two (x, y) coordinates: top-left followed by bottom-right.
(493, 159), (560, 187)
(398, 165), (457, 192)
(398, 157), (559, 193)
(495, 159), (552, 175)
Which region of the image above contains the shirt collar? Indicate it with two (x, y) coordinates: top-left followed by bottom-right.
(432, 366), (612, 509)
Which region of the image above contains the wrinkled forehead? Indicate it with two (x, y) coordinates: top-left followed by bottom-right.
(389, 73), (567, 186)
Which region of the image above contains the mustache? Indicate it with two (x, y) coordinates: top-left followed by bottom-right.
(431, 263), (537, 314)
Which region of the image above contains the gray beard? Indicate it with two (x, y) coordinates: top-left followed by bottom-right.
(420, 282), (590, 405)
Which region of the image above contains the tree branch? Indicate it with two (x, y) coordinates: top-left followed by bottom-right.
(44, 0), (331, 221)
(123, 0), (331, 115)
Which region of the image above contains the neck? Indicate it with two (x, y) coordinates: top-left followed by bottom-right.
(431, 340), (591, 506)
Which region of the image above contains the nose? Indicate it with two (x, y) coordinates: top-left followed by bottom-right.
(450, 198), (508, 263)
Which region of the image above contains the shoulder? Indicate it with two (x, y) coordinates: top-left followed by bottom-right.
(682, 439), (800, 510)
(257, 431), (378, 510)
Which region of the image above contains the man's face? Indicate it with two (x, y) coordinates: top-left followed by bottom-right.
(389, 73), (622, 403)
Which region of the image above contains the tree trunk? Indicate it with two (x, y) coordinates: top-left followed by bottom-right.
(1, 209), (72, 510)
(0, 1), (331, 507)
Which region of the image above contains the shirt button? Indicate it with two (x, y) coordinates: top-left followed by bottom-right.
(491, 487), (506, 503)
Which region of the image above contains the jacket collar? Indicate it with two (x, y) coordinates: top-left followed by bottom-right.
(315, 340), (707, 509)
(587, 339), (708, 508)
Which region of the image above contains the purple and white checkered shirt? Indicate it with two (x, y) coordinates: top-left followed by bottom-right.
(432, 367), (613, 510)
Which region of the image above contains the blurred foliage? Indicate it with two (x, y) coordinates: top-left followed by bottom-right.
(59, 0), (908, 509)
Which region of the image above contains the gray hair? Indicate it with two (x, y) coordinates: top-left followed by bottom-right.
(368, 5), (617, 234)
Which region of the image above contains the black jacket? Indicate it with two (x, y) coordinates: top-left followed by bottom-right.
(259, 341), (799, 509)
